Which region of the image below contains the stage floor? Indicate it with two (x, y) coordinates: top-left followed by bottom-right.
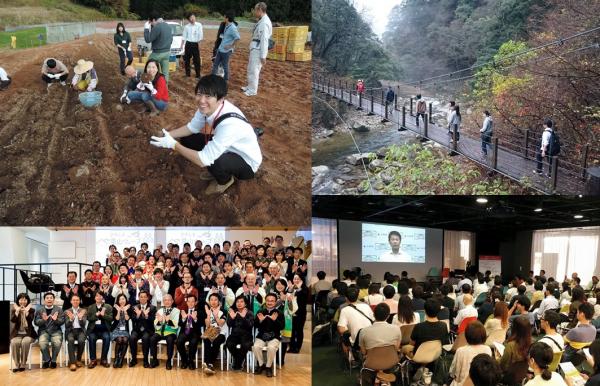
(2, 325), (311, 386)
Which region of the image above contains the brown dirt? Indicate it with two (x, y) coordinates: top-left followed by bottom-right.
(0, 31), (311, 226)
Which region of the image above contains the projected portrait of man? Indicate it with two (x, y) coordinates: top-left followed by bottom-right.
(379, 231), (412, 262)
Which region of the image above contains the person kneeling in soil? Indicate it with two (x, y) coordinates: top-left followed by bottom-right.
(126, 59), (168, 117)
(0, 66), (11, 91)
(71, 59), (98, 92)
(41, 58), (69, 88)
(149, 74), (262, 195)
(120, 65), (141, 104)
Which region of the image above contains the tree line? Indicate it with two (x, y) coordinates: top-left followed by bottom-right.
(72, 0), (311, 22)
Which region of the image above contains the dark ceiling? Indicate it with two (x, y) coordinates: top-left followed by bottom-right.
(312, 196), (600, 232)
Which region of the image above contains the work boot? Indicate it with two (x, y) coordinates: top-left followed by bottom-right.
(205, 176), (235, 195)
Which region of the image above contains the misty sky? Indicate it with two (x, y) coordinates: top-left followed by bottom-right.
(352, 0), (404, 37)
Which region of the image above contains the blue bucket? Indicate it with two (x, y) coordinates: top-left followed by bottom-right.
(169, 55), (176, 62)
(79, 91), (102, 107)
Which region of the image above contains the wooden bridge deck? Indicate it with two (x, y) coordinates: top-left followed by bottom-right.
(313, 82), (588, 194)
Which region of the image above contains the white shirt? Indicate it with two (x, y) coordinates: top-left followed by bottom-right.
(454, 304), (477, 327)
(457, 278), (473, 292)
(537, 295), (559, 318)
(378, 249), (413, 262)
(250, 14), (272, 59)
(0, 67), (8, 81)
(473, 282), (488, 300)
(392, 312), (420, 328)
(187, 100), (262, 173)
(338, 302), (374, 344)
(150, 280), (170, 307)
(183, 22), (203, 43)
(541, 128), (553, 151)
(526, 372), (567, 386)
(72, 307), (81, 329)
(538, 333), (565, 353)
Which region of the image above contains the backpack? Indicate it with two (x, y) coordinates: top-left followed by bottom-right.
(547, 129), (561, 156)
(213, 112), (263, 138)
(417, 100), (426, 113)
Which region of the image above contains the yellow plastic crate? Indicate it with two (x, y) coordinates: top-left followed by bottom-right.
(273, 44), (286, 54)
(287, 41), (306, 53)
(168, 62), (176, 72)
(267, 52), (286, 61)
(135, 56), (149, 64)
(272, 27), (290, 40)
(288, 26), (309, 39)
(287, 51), (312, 62)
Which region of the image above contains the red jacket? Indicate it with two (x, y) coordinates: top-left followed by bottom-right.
(153, 74), (169, 102)
(356, 81), (365, 94)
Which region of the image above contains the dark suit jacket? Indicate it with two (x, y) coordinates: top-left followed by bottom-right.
(130, 303), (156, 334)
(60, 284), (82, 310)
(64, 307), (88, 335)
(178, 308), (201, 336)
(285, 257), (308, 281)
(10, 307), (38, 340)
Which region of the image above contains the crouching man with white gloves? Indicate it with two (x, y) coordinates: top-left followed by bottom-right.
(149, 74), (262, 195)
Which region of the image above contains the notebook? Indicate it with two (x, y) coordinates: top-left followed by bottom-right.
(559, 362), (586, 386)
(493, 342), (505, 357)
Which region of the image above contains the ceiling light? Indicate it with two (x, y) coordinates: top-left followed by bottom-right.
(476, 198), (488, 204)
(534, 208), (543, 212)
(574, 214), (583, 219)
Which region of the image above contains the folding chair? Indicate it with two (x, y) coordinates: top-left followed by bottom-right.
(360, 345), (400, 386)
(400, 340), (442, 385)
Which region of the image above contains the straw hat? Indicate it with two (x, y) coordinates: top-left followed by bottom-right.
(74, 59), (94, 74)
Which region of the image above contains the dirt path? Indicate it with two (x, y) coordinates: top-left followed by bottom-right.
(0, 32), (311, 226)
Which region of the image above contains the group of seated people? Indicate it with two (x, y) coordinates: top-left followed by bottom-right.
(314, 267), (600, 386)
(9, 237), (309, 378)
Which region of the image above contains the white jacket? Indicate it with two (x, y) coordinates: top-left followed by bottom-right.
(250, 14), (272, 59)
(187, 100), (262, 172)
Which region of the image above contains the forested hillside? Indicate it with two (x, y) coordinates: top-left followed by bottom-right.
(72, 0), (311, 21)
(312, 0), (400, 86)
(383, 0), (550, 81)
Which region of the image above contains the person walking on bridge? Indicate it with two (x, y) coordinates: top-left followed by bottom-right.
(385, 86), (395, 116)
(480, 111), (494, 158)
(534, 119), (560, 177)
(416, 94), (426, 127)
(448, 104), (461, 143)
(356, 79), (365, 96)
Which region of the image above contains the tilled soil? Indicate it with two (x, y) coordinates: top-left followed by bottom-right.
(0, 31), (311, 226)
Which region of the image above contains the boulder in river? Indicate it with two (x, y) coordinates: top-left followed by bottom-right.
(346, 153), (375, 166)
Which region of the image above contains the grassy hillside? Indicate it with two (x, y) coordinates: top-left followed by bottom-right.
(0, 0), (112, 27)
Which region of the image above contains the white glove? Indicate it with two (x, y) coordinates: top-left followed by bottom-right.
(144, 21), (151, 30)
(47, 73), (55, 79)
(150, 129), (177, 149)
(87, 86), (93, 92)
(120, 90), (128, 103)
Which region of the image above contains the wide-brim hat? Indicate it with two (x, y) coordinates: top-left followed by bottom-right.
(74, 59), (93, 74)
